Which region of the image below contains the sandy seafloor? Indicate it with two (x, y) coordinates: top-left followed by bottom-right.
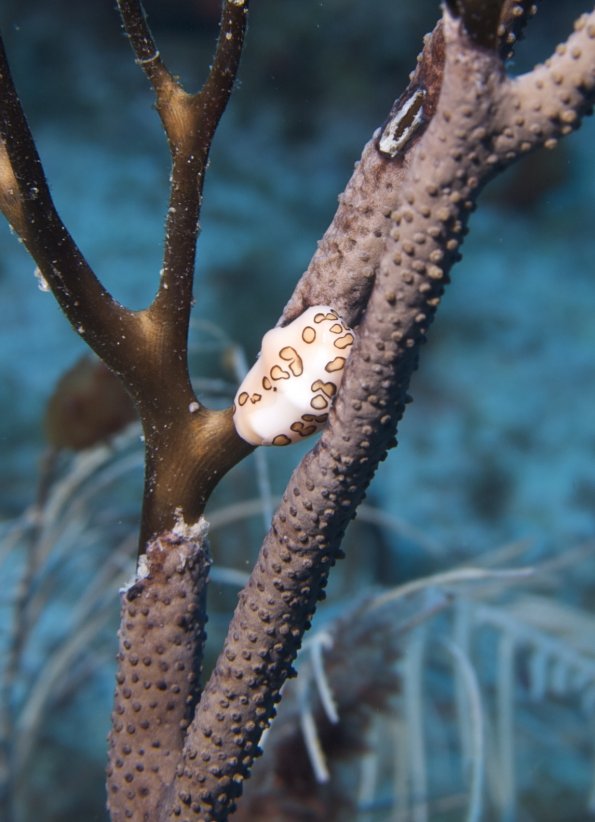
(1, 1), (595, 820)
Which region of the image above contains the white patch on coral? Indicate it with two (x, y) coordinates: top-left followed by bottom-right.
(172, 508), (209, 541)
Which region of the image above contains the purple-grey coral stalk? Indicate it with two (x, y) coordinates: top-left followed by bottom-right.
(165, 8), (595, 819)
(107, 520), (210, 818)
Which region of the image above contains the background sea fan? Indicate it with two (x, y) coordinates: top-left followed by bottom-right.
(44, 355), (136, 452)
(235, 595), (405, 821)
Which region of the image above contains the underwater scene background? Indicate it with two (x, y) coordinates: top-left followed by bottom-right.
(1, 0), (595, 819)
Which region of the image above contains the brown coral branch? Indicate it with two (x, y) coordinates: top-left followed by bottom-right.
(0, 36), (139, 374)
(169, 8), (595, 818)
(118, 0), (250, 358)
(2, 0), (252, 552)
(149, 0), (250, 339)
(116, 0), (174, 95)
(107, 0), (254, 545)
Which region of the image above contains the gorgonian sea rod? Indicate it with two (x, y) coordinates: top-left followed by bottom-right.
(0, 2), (594, 820)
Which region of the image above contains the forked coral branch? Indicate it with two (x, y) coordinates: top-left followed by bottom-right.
(0, 0), (252, 551)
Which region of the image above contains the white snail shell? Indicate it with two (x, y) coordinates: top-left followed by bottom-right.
(233, 305), (355, 446)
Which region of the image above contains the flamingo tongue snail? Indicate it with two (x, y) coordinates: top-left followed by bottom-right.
(233, 306), (355, 446)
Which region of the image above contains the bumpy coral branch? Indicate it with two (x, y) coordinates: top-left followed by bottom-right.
(107, 520), (210, 821)
(170, 8), (595, 818)
(282, 8), (594, 330)
(506, 14), (595, 151)
(279, 21), (447, 329)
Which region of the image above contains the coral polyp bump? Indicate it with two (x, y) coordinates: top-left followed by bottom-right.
(233, 306), (355, 446)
